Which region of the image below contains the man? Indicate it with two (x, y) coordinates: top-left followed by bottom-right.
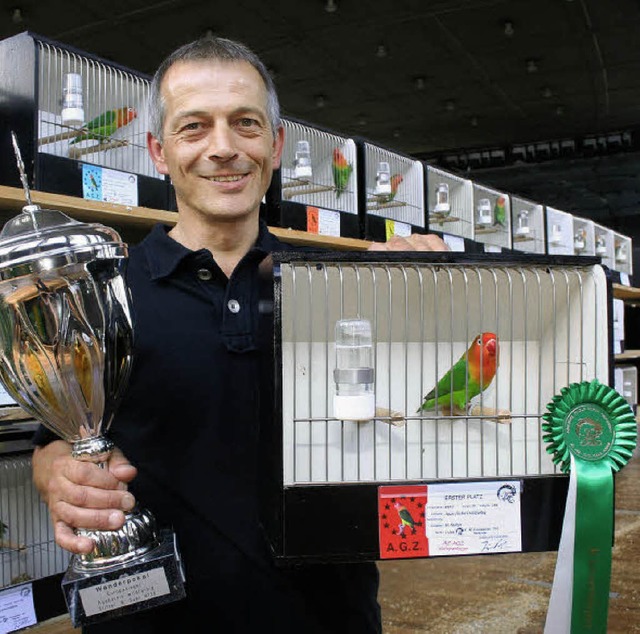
(32, 36), (448, 632)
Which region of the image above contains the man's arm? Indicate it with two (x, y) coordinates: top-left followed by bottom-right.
(367, 233), (449, 251)
(32, 440), (138, 554)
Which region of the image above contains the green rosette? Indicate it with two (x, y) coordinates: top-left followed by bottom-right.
(542, 379), (637, 633)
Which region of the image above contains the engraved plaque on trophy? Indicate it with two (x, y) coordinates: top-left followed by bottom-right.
(0, 134), (185, 626)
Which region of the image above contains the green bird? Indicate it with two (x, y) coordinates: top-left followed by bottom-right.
(418, 332), (499, 415)
(393, 501), (416, 537)
(332, 147), (353, 198)
(493, 195), (507, 227)
(71, 106), (137, 144)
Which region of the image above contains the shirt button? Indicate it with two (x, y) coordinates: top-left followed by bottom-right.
(197, 268), (212, 281)
(227, 299), (241, 313)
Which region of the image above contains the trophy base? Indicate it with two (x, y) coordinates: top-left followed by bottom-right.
(62, 529), (186, 627)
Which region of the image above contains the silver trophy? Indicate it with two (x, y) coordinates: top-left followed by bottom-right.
(0, 133), (185, 626)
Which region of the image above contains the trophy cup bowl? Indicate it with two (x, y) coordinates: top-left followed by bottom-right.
(0, 204), (185, 626)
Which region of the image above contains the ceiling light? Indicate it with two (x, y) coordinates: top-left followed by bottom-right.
(315, 94), (326, 108)
(556, 105), (565, 116)
(413, 76), (426, 90)
(392, 129), (401, 138)
(526, 59), (538, 73)
(11, 8), (23, 24)
(357, 116), (367, 127)
(470, 116), (478, 127)
(542, 87), (553, 98)
(325, 0), (338, 13)
(504, 21), (514, 37)
(376, 44), (388, 58)
(445, 100), (456, 112)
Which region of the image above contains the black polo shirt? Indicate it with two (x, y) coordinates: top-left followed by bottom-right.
(35, 222), (381, 633)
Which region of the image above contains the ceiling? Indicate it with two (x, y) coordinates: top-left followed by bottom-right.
(2, 0), (640, 235)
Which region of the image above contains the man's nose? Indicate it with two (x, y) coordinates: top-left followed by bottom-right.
(206, 124), (238, 161)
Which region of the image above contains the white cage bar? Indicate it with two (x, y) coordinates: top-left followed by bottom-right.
(36, 40), (158, 179)
(510, 196), (545, 254)
(363, 143), (425, 229)
(425, 165), (473, 239)
(0, 454), (70, 589)
(279, 119), (358, 215)
(279, 258), (608, 486)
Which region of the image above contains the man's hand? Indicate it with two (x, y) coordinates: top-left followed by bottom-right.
(367, 233), (449, 251)
(32, 440), (137, 555)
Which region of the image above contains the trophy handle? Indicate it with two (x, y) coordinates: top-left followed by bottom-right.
(70, 435), (161, 568)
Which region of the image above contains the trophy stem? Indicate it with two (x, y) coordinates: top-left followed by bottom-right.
(70, 435), (161, 568)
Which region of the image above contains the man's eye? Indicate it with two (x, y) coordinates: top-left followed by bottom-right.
(239, 118), (258, 127)
(182, 122), (201, 131)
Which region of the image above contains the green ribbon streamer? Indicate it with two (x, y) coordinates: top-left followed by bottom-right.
(572, 458), (613, 633)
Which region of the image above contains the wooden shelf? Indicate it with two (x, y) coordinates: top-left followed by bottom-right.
(616, 350), (640, 362)
(0, 185), (371, 252)
(613, 283), (640, 302)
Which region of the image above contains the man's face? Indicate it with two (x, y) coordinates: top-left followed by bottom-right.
(148, 59), (283, 224)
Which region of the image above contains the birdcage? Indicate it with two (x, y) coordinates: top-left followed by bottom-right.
(264, 117), (360, 238)
(593, 222), (615, 270)
(0, 32), (172, 211)
(572, 216), (595, 256)
(545, 207), (574, 255)
(471, 183), (512, 251)
(357, 141), (425, 242)
(612, 231), (633, 282)
(510, 196), (545, 254)
(266, 251), (609, 562)
(425, 165), (474, 241)
(615, 365), (637, 413)
(0, 451), (71, 603)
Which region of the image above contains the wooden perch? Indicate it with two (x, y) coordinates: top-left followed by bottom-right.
(283, 184), (335, 200)
(0, 539), (27, 552)
(38, 128), (83, 146)
(366, 199), (406, 210)
(468, 404), (512, 424)
(430, 213), (461, 225)
(373, 407), (406, 427)
(68, 139), (129, 159)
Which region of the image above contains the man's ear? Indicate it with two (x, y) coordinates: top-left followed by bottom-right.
(271, 125), (285, 170)
(147, 132), (169, 176)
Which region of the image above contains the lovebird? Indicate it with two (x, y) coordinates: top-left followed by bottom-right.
(418, 332), (499, 415)
(71, 106), (137, 144)
(393, 502), (416, 536)
(332, 148), (353, 198)
(493, 196), (507, 227)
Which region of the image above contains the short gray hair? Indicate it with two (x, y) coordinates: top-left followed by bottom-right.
(148, 36), (281, 142)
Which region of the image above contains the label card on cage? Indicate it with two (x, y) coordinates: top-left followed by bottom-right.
(0, 583), (36, 634)
(306, 206), (340, 236)
(378, 481), (522, 559)
(82, 164), (138, 207)
(424, 480), (522, 557)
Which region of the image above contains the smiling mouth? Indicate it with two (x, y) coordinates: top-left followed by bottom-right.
(205, 174), (247, 182)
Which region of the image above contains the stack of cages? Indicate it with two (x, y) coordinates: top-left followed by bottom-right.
(265, 117), (360, 238)
(510, 196), (545, 254)
(593, 222), (615, 270)
(0, 32), (172, 211)
(266, 251), (610, 563)
(424, 164), (479, 252)
(615, 366), (638, 414)
(612, 231), (633, 285)
(545, 206), (574, 255)
(572, 216), (596, 257)
(356, 140), (426, 242)
(471, 182), (512, 252)
(0, 389), (71, 619)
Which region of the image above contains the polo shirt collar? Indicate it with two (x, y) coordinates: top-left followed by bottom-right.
(143, 220), (276, 281)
